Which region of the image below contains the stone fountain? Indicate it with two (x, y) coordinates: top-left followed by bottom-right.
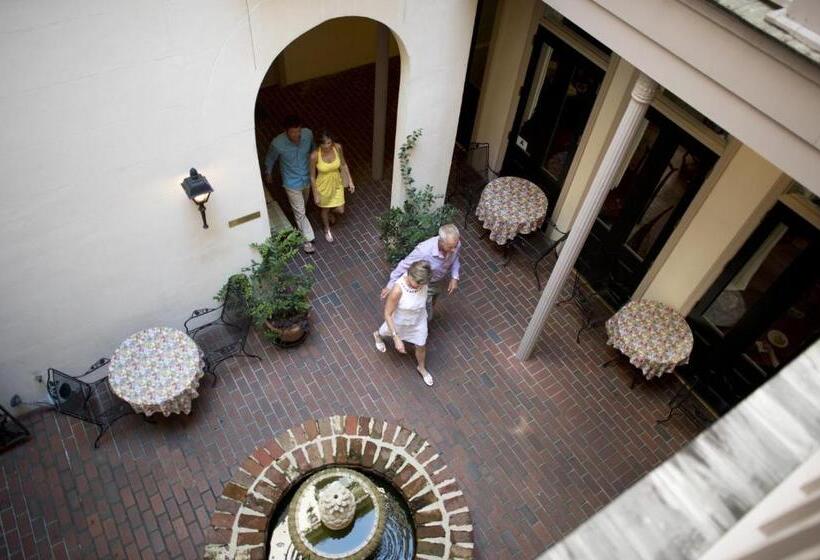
(269, 467), (413, 560)
(204, 416), (474, 560)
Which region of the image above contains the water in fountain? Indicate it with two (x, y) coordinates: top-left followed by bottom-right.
(268, 472), (414, 560)
(373, 488), (414, 559)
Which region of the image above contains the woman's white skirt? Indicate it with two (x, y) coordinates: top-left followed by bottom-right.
(379, 308), (428, 346)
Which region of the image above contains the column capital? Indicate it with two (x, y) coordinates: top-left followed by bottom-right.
(631, 73), (659, 104)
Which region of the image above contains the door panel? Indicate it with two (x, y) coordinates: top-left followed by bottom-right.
(502, 26), (604, 217)
(688, 203), (820, 414)
(456, 0), (498, 146)
(539, 65), (600, 182)
(577, 107), (718, 307)
(515, 42), (559, 156)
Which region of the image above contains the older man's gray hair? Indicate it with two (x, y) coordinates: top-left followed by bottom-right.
(438, 224), (460, 242)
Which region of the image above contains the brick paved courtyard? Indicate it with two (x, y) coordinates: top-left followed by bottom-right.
(0, 62), (701, 559)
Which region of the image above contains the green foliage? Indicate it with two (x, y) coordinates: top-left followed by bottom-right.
(217, 229), (314, 340)
(398, 128), (423, 190)
(216, 273), (252, 305)
(379, 129), (457, 266)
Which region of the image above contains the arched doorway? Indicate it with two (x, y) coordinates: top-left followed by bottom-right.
(253, 17), (401, 241)
(199, 0), (476, 251)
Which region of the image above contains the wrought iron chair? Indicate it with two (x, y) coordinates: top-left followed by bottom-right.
(655, 366), (715, 427)
(0, 404), (30, 451)
(47, 358), (133, 448)
(184, 276), (260, 386)
(561, 261), (630, 344)
(504, 221), (570, 290)
(571, 278), (608, 344)
(447, 143), (490, 228)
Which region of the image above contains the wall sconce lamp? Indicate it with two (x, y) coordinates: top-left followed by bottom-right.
(181, 168), (214, 229)
(182, 167), (214, 229)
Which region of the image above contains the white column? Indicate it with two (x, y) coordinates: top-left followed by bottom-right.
(372, 23), (390, 181)
(516, 73), (659, 360)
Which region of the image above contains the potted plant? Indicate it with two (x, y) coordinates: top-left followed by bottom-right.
(378, 129), (457, 265)
(221, 229), (314, 347)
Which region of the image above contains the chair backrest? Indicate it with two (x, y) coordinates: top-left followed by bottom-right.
(92, 378), (133, 423)
(466, 142), (489, 177)
(47, 369), (95, 422)
(542, 220), (570, 245)
(220, 277), (251, 329)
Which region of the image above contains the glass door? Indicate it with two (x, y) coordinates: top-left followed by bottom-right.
(456, 0), (498, 147)
(688, 202), (820, 415)
(576, 107), (718, 307)
(501, 26), (605, 217)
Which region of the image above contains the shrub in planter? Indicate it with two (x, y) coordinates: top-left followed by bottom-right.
(377, 129), (457, 266)
(219, 229), (314, 346)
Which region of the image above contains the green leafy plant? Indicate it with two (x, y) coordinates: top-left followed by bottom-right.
(217, 229), (314, 341)
(378, 129), (457, 266)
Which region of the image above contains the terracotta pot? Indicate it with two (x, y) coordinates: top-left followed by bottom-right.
(264, 313), (309, 347)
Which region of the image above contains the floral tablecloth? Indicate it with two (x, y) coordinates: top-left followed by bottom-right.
(605, 300), (693, 379)
(475, 176), (548, 245)
(109, 327), (204, 416)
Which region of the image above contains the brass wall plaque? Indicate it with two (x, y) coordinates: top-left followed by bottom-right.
(228, 211), (261, 228)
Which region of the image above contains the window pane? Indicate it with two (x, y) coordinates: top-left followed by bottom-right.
(625, 147), (711, 259)
(703, 224), (809, 332)
(663, 91), (728, 141)
(516, 43), (562, 155)
(541, 65), (601, 181)
(598, 119), (658, 227)
(739, 278), (820, 375)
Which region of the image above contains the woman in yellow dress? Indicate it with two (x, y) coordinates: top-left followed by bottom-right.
(310, 130), (355, 242)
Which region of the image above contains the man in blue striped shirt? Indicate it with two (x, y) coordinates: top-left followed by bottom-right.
(264, 115), (316, 253)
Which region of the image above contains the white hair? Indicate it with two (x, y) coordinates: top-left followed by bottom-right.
(438, 224), (460, 242)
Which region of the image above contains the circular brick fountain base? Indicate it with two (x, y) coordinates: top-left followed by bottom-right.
(204, 415), (474, 559)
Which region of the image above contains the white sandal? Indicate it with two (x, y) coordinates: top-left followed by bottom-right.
(417, 368), (434, 386)
(373, 332), (386, 353)
(325, 229), (334, 243)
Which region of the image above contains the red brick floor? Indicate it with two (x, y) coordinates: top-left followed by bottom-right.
(1, 63), (700, 559)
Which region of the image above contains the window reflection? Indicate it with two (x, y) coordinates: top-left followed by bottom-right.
(517, 44), (557, 155)
(625, 149), (711, 259)
(703, 224), (808, 332)
(740, 279), (820, 375)
(541, 66), (600, 181)
(598, 120), (659, 227)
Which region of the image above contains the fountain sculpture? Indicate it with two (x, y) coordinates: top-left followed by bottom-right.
(269, 467), (413, 560)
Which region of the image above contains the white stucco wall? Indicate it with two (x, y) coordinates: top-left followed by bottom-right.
(0, 0), (476, 405)
(272, 17), (400, 86)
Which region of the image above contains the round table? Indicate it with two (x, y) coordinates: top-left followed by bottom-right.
(109, 327), (204, 416)
(605, 300), (693, 379)
(475, 176), (548, 245)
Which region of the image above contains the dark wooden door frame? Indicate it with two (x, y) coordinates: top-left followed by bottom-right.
(455, 0), (486, 148)
(506, 25), (576, 160)
(501, 25), (603, 218)
(690, 202), (819, 360)
(579, 107), (718, 306)
(616, 110), (715, 269)
(687, 202), (820, 413)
